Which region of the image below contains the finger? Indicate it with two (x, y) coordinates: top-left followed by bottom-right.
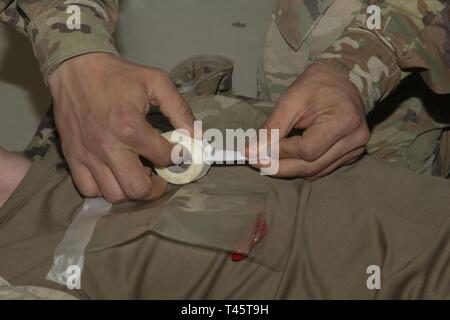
(146, 173), (168, 200)
(262, 128), (368, 178)
(117, 109), (175, 166)
(307, 148), (365, 181)
(106, 150), (160, 200)
(260, 103), (299, 138)
(274, 149), (363, 180)
(274, 145), (365, 178)
(245, 119), (284, 163)
(245, 102), (296, 160)
(88, 159), (127, 203)
(68, 162), (101, 198)
(147, 72), (195, 133)
(279, 115), (362, 162)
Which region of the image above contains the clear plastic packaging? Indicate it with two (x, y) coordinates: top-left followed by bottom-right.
(47, 180), (276, 287)
(47, 198), (112, 286)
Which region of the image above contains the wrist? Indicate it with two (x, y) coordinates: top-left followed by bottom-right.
(313, 31), (401, 113)
(48, 52), (117, 91)
(306, 63), (365, 114)
(26, 3), (119, 84)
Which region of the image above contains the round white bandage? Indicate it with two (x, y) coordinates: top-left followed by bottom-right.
(155, 130), (212, 185)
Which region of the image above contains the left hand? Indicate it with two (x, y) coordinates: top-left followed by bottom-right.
(249, 64), (370, 180)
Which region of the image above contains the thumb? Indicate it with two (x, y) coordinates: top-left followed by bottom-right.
(246, 101), (299, 160)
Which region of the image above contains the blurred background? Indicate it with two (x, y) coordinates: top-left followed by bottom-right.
(0, 0), (273, 151)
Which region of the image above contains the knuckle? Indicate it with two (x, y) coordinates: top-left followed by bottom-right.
(355, 128), (370, 146)
(75, 180), (99, 198)
(113, 112), (140, 142)
(80, 187), (100, 198)
(126, 181), (152, 200)
(298, 143), (319, 162)
(146, 68), (171, 85)
(104, 192), (127, 204)
(118, 124), (139, 141)
(155, 69), (171, 82)
(152, 156), (169, 168)
(300, 164), (318, 177)
(278, 95), (303, 114)
(343, 111), (363, 131)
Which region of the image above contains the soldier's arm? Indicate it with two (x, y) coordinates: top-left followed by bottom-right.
(313, 0), (450, 112)
(1, 0), (195, 204)
(0, 0), (119, 82)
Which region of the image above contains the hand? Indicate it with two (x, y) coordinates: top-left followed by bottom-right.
(0, 148), (31, 208)
(49, 53), (195, 203)
(251, 64), (370, 179)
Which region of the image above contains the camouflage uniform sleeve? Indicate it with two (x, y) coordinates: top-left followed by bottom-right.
(313, 0), (450, 113)
(0, 0), (119, 83)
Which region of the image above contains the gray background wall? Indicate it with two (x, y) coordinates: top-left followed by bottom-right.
(0, 0), (273, 151)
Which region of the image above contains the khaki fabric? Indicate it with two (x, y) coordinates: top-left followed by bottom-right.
(0, 95), (449, 299)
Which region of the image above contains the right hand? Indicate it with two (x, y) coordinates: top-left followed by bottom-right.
(247, 64), (369, 179)
(48, 53), (195, 203)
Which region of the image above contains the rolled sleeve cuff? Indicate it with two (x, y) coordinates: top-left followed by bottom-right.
(313, 30), (402, 113)
(26, 5), (119, 84)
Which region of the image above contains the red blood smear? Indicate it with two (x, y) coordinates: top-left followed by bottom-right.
(230, 220), (268, 262)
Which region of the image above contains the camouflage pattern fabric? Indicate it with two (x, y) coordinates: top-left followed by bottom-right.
(170, 55), (234, 96)
(273, 0), (450, 111)
(0, 0), (119, 81)
(4, 0), (450, 175)
(262, 0), (450, 176)
(0, 0), (447, 99)
(23, 104), (58, 161)
(0, 276), (76, 300)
